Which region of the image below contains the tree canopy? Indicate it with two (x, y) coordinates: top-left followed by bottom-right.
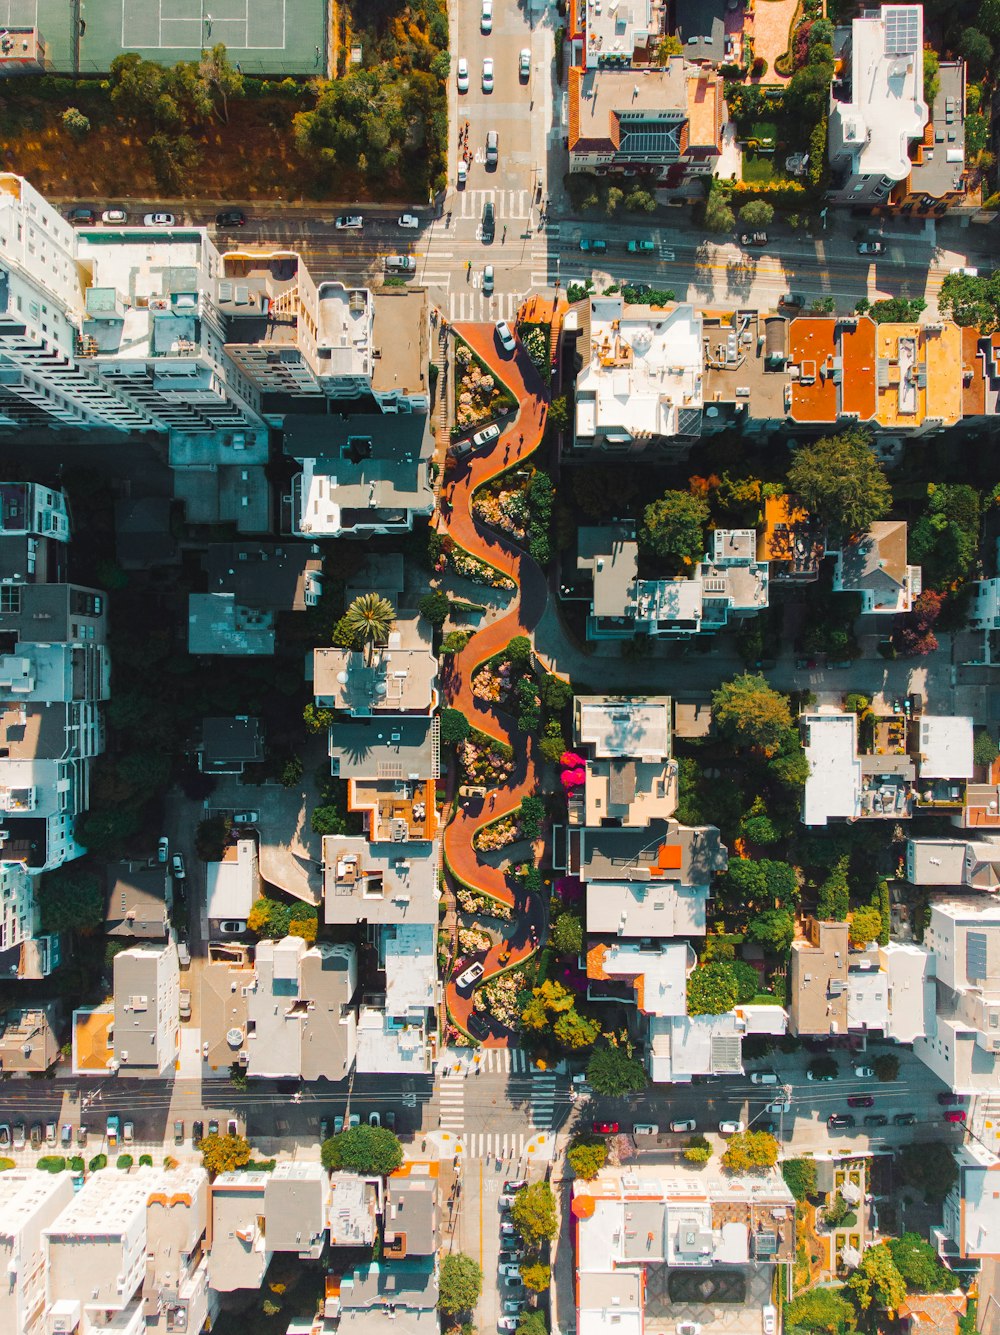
(712, 674), (793, 756)
(440, 707), (471, 746)
(909, 483), (981, 590)
(782, 1158), (818, 1202)
(438, 1253), (482, 1315)
(746, 908), (796, 955)
(639, 490), (710, 570)
(687, 961), (739, 1016)
(37, 865), (104, 932)
(586, 1045), (648, 1095)
(848, 906), (883, 949)
(784, 1286), (855, 1335)
(199, 1132), (251, 1177)
(510, 1182), (558, 1246)
(567, 1139), (608, 1180)
(320, 1125), (403, 1176)
(551, 912), (584, 956)
(341, 593), (396, 662)
(787, 430), (891, 537)
(898, 1141), (958, 1204)
(887, 1233), (953, 1293)
(720, 1129), (779, 1173)
(940, 270), (1000, 332)
(847, 1241), (907, 1311)
(721, 858), (798, 912)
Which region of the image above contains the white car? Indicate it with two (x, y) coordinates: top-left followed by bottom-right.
(669, 1119), (696, 1133)
(495, 319), (516, 353)
(519, 48), (531, 79)
(677, 1324), (702, 1335)
(102, 208), (128, 224)
(398, 214), (419, 229)
(455, 961), (485, 990)
(853, 1065), (875, 1079)
(718, 1120), (744, 1135)
(335, 215), (363, 229)
(143, 212), (174, 226)
(767, 1099), (791, 1114)
(482, 57), (494, 92)
(763, 1306), (777, 1335)
(498, 1262), (522, 1279)
(457, 57), (469, 92)
(498, 1321), (519, 1333)
(633, 1123), (659, 1136)
(481, 0), (493, 31)
(472, 422), (501, 449)
(949, 266), (978, 277)
(457, 161), (468, 188)
(483, 263), (494, 294)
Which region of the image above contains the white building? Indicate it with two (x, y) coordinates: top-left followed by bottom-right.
(573, 297), (704, 457)
(828, 5), (928, 205)
(0, 1169), (74, 1335)
(906, 836), (1000, 889)
(205, 838), (260, 929)
(934, 1141), (1000, 1267)
(112, 942), (180, 1077)
(0, 860), (39, 960)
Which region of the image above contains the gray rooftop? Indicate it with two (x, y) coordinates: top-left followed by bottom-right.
(323, 837), (439, 925)
(581, 820), (728, 886)
(209, 1173), (271, 1293)
(330, 716), (438, 780)
(909, 61), (966, 199)
(104, 862), (169, 940)
(264, 1163), (328, 1258)
(384, 1168), (438, 1259)
(204, 542), (323, 612)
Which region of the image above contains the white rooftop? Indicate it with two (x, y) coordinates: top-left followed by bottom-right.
(601, 941), (690, 1017)
(584, 0), (653, 66)
(383, 923), (437, 1015)
(575, 696), (671, 760)
(316, 282), (373, 376)
(587, 879), (706, 937)
(206, 839), (257, 920)
(802, 713), (862, 825)
(328, 1172), (378, 1246)
(918, 714), (974, 779)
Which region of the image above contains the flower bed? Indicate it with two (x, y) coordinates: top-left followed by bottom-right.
(460, 730), (515, 787)
(440, 544), (516, 591)
(473, 969), (526, 1028)
(453, 339), (517, 431)
(472, 486), (529, 540)
(456, 887), (513, 921)
(459, 925), (494, 953)
(472, 658), (516, 705)
(474, 814), (524, 852)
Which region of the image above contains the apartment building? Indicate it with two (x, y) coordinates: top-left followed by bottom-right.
(573, 0), (663, 69)
(315, 615), (438, 718)
(934, 1141), (1000, 1268)
(576, 525), (768, 640)
(756, 494), (825, 584)
(384, 1163), (439, 1261)
(264, 1163), (330, 1261)
(247, 938), (358, 1082)
(70, 941), (180, 1077)
(0, 1170), (74, 1335)
(334, 1259), (439, 1335)
(571, 296), (704, 456)
(0, 1001), (61, 1073)
(0, 482), (69, 587)
(328, 1173), (381, 1248)
(828, 6), (928, 206)
(209, 1171), (272, 1293)
(205, 838), (260, 933)
(788, 917), (934, 1042)
(195, 715), (266, 776)
(891, 59), (968, 214)
(569, 694), (677, 830)
(906, 836), (1000, 888)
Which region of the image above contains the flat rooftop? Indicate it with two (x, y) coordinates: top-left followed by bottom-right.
(788, 318), (838, 422)
(78, 234), (207, 358)
(801, 713), (861, 825)
(371, 289), (428, 399)
(575, 696), (671, 760)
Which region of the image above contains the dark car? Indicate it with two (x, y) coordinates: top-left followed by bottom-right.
(827, 1114), (855, 1129)
(893, 1112), (917, 1126)
(863, 1114), (888, 1128)
(467, 1011), (491, 1041)
(482, 201), (495, 243)
(193, 1119), (204, 1144)
(67, 207), (97, 224)
(779, 293), (805, 309)
(579, 239), (608, 253)
(739, 231), (768, 247)
(937, 1092), (963, 1105)
(847, 1096), (874, 1108)
(216, 210), (247, 227)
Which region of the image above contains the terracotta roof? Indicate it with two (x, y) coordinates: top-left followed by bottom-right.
(840, 318), (877, 421)
(899, 1294), (966, 1335)
(568, 66), (583, 150)
(587, 943), (610, 980)
(962, 326), (986, 417)
(686, 75), (721, 151)
(788, 318), (838, 422)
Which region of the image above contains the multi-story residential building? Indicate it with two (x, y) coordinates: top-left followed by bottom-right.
(0, 1170), (75, 1335)
(828, 6), (927, 206)
(0, 1001), (61, 1073)
(333, 1259), (439, 1335)
(195, 715), (266, 776)
(571, 296), (704, 456)
(0, 483), (70, 588)
(0, 860), (44, 966)
(830, 521), (922, 614)
(906, 836), (1000, 888)
(263, 1162), (330, 1261)
(576, 525), (768, 640)
(788, 917), (934, 1041)
(568, 61), (724, 180)
(572, 0), (663, 69)
(206, 838), (260, 933)
(933, 1141), (1000, 1269)
(573, 1167), (794, 1335)
(70, 941), (180, 1078)
(202, 542), (323, 620)
(328, 1172), (382, 1248)
(891, 59), (968, 214)
(756, 494), (825, 584)
(383, 1163), (439, 1261)
(569, 695), (677, 831)
(209, 1170), (273, 1293)
(314, 614), (439, 718)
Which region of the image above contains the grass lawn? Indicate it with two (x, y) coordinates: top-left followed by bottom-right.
(743, 152), (776, 184)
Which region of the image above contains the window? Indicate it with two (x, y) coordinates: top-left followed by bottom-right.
(0, 586), (22, 613)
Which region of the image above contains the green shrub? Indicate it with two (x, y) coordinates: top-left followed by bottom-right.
(37, 1156), (67, 1173)
(116, 1154), (134, 1170)
(88, 1154), (108, 1171)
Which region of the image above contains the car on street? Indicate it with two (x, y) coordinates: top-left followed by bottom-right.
(398, 214), (419, 229)
(384, 255), (416, 273)
(579, 238), (608, 253)
(472, 423), (501, 450)
(893, 1112), (916, 1126)
(369, 1111), (381, 1128)
(827, 1114), (855, 1129)
(0, 1124), (9, 1150)
(157, 836), (169, 863)
(67, 207), (97, 224)
(482, 200), (496, 242)
(123, 1120), (135, 1144)
(847, 1095), (874, 1108)
(718, 1120), (744, 1135)
(319, 1119), (331, 1142)
(174, 1120), (185, 1144)
(216, 210), (246, 227)
(762, 1305), (777, 1335)
(806, 1066), (837, 1081)
(495, 319), (516, 353)
(385, 1111), (396, 1131)
(853, 1066), (874, 1078)
(179, 989), (192, 1021)
(106, 1115), (120, 1148)
(76, 1125), (88, 1148)
(335, 215), (363, 229)
(502, 1276), (525, 1292)
(500, 1222), (518, 1241)
(457, 58), (469, 92)
(348, 1113), (361, 1130)
(220, 920), (247, 935)
(498, 1320), (519, 1333)
(193, 1120), (204, 1144)
(519, 48), (531, 79)
(593, 1121), (620, 1134)
(498, 1262), (522, 1279)
(227, 1119), (239, 1136)
(627, 239), (655, 252)
(334, 1115), (344, 1133)
(779, 292), (805, 310)
(455, 960), (485, 991)
(483, 263), (494, 295)
(171, 853), (185, 880)
(482, 57), (494, 92)
(677, 1323), (702, 1335)
(486, 130), (499, 168)
(633, 1123), (659, 1135)
(750, 1071), (779, 1085)
(864, 1114), (888, 1127)
(143, 213), (175, 227)
(938, 1092), (963, 1105)
(767, 1099), (791, 1114)
(233, 810), (259, 825)
(739, 231), (767, 247)
(12, 1121), (25, 1149)
(670, 1119), (696, 1133)
(502, 1301), (525, 1316)
(27, 1125), (42, 1151)
(208, 1119), (220, 1137)
(944, 1110), (966, 1123)
(757, 1119), (777, 1134)
(102, 208), (128, 224)
(45, 1120), (56, 1146)
(481, 0), (493, 31)
(857, 239), (884, 255)
(457, 161), (468, 187)
(504, 1179), (528, 1194)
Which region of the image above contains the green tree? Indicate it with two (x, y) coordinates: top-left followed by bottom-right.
(438, 1253), (483, 1315)
(923, 48), (940, 106)
(817, 856), (850, 921)
(522, 979), (575, 1031)
(981, 0), (1000, 38)
(787, 430), (891, 538)
(624, 188), (657, 213)
(311, 804), (348, 836)
(747, 909), (795, 955)
(825, 1193), (851, 1228)
(321, 1126), (403, 1176)
(548, 396), (569, 430)
(720, 1130), (779, 1173)
(958, 28), (994, 79)
(849, 906), (883, 948)
(62, 107), (91, 137)
(785, 1286), (855, 1335)
(303, 703), (335, 734)
(808, 1056), (839, 1081)
(418, 590), (451, 626)
(898, 1142), (958, 1204)
(198, 43), (245, 122)
(519, 795), (545, 838)
(517, 1311), (549, 1335)
(37, 865), (103, 932)
(441, 708), (471, 746)
(551, 912), (583, 955)
(507, 635), (532, 663)
(510, 1182), (558, 1245)
(342, 593), (396, 664)
(739, 199), (774, 228)
(684, 1134), (713, 1163)
(712, 674), (793, 755)
(847, 1241), (907, 1312)
(975, 729), (1000, 767)
(704, 180), (735, 233)
(567, 1139), (608, 1179)
(782, 1158), (818, 1201)
(195, 814), (231, 862)
(554, 1008), (601, 1050)
(910, 483), (981, 590)
(640, 491), (710, 570)
(887, 1233), (953, 1293)
(520, 1262), (551, 1292)
(586, 1046), (648, 1095)
(687, 962), (739, 1015)
(721, 858), (798, 912)
(199, 1133), (252, 1177)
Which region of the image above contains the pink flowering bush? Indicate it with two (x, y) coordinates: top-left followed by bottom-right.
(448, 547), (516, 591)
(459, 925), (493, 953)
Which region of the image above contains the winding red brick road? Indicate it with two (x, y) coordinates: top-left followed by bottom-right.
(441, 323), (550, 1042)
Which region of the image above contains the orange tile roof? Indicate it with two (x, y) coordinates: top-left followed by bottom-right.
(840, 318), (877, 421)
(586, 943), (610, 980)
(962, 326), (986, 417)
(789, 318), (838, 422)
(687, 75), (721, 150)
(568, 66), (583, 150)
(74, 1007), (114, 1073)
(758, 494), (814, 561)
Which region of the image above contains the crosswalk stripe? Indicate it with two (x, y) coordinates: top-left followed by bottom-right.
(460, 1132), (532, 1159)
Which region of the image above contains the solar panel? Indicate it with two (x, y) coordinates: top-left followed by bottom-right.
(884, 6), (919, 55)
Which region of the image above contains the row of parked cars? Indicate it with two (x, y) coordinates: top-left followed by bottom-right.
(497, 1180), (529, 1331)
(67, 208), (248, 228)
(0, 1114), (135, 1151)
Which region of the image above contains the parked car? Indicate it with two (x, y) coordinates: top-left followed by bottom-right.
(457, 161), (468, 187)
(398, 214), (419, 229)
(143, 213), (175, 226)
(232, 810), (259, 825)
(385, 1111), (396, 1131)
(627, 239), (655, 252)
(749, 1071), (779, 1085)
(500, 1221), (518, 1241)
(806, 1065), (838, 1082)
(482, 57), (494, 93)
(102, 208), (128, 224)
(483, 263), (494, 295)
(335, 215), (363, 229)
(893, 1112), (917, 1126)
(502, 1301), (525, 1316)
(495, 319), (516, 353)
(174, 1120), (185, 1144)
(482, 200), (496, 241)
(219, 920), (247, 935)
(486, 130), (499, 168)
(177, 941), (191, 969)
(677, 1324), (702, 1335)
(179, 989), (192, 1021)
(171, 853), (186, 880)
(348, 1114), (361, 1130)
(779, 293), (804, 309)
(944, 1110), (966, 1123)
(0, 1124), (10, 1150)
(227, 1118), (239, 1137)
(472, 423), (501, 450)
(857, 239), (884, 255)
(455, 961), (485, 991)
(937, 1092), (964, 1105)
(863, 1114), (888, 1128)
(334, 1115), (344, 1133)
(502, 1276), (525, 1292)
(762, 1305), (777, 1335)
(498, 1262), (522, 1279)
(519, 48), (531, 78)
(633, 1123), (659, 1136)
(216, 210), (246, 227)
(579, 238), (608, 253)
(457, 57), (469, 92)
(369, 1111), (381, 1128)
(593, 1121), (620, 1134)
(208, 1119), (219, 1137)
(827, 1114), (855, 1129)
(13, 1121), (25, 1149)
(853, 1066), (874, 1079)
(498, 1320), (519, 1333)
(28, 1124), (41, 1150)
(67, 207), (97, 224)
(106, 1115), (120, 1148)
(503, 1179), (528, 1194)
(847, 1095), (874, 1108)
(157, 836), (169, 863)
(76, 1125), (88, 1148)
(45, 1120), (56, 1146)
(123, 1120), (135, 1144)
(669, 1119), (696, 1133)
(739, 231), (768, 247)
(481, 0), (493, 31)
(718, 1121), (744, 1135)
(767, 1099), (791, 1114)
(192, 1120), (204, 1144)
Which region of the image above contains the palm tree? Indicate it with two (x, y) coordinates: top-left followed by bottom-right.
(341, 593), (396, 664)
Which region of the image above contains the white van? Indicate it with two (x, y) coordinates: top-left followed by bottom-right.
(749, 1071), (779, 1085)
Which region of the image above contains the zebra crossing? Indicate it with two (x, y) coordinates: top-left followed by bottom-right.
(447, 288), (523, 324)
(530, 1073), (558, 1129)
(459, 1131), (537, 1160)
(438, 1068), (465, 1134)
(457, 188), (533, 221)
(472, 1046), (532, 1073)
